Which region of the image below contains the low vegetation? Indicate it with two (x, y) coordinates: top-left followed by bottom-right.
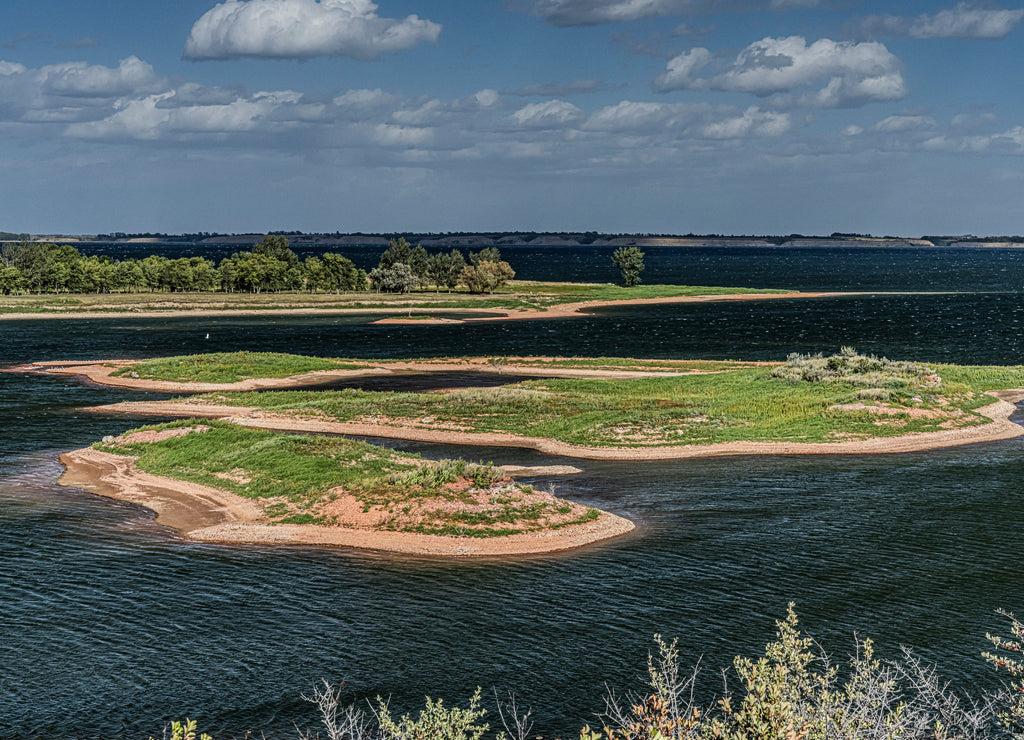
(159, 606), (1024, 739)
(175, 350), (1024, 447)
(106, 351), (763, 383)
(111, 351), (365, 384)
(96, 420), (598, 536)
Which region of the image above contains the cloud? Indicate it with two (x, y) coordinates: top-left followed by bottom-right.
(183, 0), (441, 61)
(910, 3), (1024, 39)
(528, 0), (688, 26)
(1, 32), (48, 50)
(512, 100), (585, 127)
(700, 106), (790, 137)
(656, 36), (906, 108)
(527, 0), (813, 26)
(857, 4), (1024, 40)
(59, 37), (101, 50)
(654, 48), (713, 90)
(42, 56), (158, 98)
(872, 114), (935, 133)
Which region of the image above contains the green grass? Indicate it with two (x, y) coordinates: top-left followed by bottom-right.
(182, 355), (1024, 448)
(111, 352), (368, 383)
(94, 419), (597, 535)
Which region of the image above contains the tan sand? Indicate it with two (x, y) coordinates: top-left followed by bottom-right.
(57, 447), (634, 557)
(87, 391), (1024, 460)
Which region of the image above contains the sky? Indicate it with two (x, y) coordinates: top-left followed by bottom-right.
(2, 0), (1024, 236)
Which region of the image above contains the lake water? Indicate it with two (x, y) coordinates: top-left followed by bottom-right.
(4, 246), (1024, 738)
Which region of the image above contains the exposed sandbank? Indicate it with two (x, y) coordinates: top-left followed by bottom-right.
(58, 447), (633, 556)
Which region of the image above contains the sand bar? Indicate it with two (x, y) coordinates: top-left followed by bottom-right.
(58, 447), (633, 557)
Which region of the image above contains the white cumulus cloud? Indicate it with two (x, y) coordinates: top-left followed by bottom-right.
(858, 4), (1024, 40)
(512, 99), (584, 127)
(43, 57), (159, 98)
(909, 3), (1024, 39)
(656, 36), (906, 108)
(183, 0), (441, 61)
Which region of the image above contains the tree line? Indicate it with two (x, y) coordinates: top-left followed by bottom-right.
(0, 236), (515, 295)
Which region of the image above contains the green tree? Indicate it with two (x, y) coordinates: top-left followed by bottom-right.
(115, 260), (146, 292)
(469, 247), (502, 266)
(612, 246), (645, 288)
(320, 252), (365, 292)
(379, 237), (429, 285)
(460, 260), (514, 293)
(426, 249), (466, 292)
(370, 262), (418, 293)
(0, 265), (24, 294)
(253, 234), (299, 268)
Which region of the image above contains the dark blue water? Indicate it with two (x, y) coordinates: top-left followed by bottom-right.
(5, 248), (1024, 738)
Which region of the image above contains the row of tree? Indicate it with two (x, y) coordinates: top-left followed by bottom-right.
(0, 236), (517, 295)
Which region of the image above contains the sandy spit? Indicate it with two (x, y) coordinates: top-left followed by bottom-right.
(58, 448), (634, 557)
(89, 392), (1024, 460)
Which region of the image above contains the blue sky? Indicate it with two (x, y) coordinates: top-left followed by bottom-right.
(2, 0), (1024, 235)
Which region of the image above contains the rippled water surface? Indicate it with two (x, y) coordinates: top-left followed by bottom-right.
(5, 248), (1024, 738)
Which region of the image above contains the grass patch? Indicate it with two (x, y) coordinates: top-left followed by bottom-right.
(112, 351), (367, 383)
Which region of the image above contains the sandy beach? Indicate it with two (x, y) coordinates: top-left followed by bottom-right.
(58, 447), (634, 557)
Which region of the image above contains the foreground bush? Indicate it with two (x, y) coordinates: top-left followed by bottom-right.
(156, 606), (1024, 740)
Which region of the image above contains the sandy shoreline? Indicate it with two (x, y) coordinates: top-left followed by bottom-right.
(57, 447), (634, 556)
(0, 290), (844, 323)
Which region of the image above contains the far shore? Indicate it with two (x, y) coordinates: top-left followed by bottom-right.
(0, 290), (851, 322)
(57, 447), (635, 557)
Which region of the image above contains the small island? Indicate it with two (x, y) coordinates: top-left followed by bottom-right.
(59, 419), (632, 556)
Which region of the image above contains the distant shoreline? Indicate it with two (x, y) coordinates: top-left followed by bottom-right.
(7, 232), (1021, 249)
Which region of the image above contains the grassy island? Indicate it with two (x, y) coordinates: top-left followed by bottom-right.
(92, 419), (599, 538)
